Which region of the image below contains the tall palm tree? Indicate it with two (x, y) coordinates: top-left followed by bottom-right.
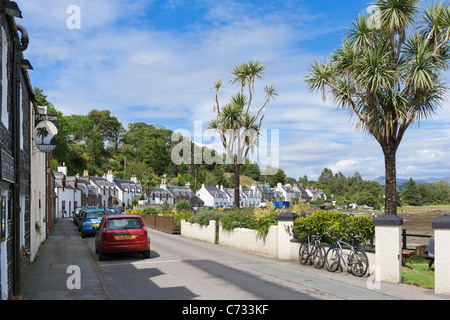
(305, 0), (450, 215)
(209, 61), (277, 209)
(36, 127), (49, 144)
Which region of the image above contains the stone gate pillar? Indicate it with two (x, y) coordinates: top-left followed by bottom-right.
(373, 214), (403, 283)
(432, 214), (450, 295)
(277, 212), (298, 260)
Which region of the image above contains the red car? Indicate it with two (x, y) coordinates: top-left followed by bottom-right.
(95, 214), (150, 261)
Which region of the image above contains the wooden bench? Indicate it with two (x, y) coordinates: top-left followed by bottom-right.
(424, 254), (434, 271)
(402, 249), (415, 265)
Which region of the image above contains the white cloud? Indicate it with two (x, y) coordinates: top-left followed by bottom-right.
(19, 0), (450, 182)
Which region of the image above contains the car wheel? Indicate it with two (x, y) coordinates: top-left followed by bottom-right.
(81, 232), (86, 238)
(99, 251), (107, 261)
(142, 250), (150, 259)
(95, 243), (98, 254)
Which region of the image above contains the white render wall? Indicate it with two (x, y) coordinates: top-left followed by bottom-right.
(219, 225), (278, 258)
(375, 226), (402, 283)
(181, 221), (377, 274)
(181, 220), (217, 244)
(434, 229), (450, 295)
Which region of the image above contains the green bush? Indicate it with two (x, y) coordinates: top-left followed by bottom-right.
(186, 207), (278, 237)
(294, 210), (374, 245)
(186, 209), (223, 226)
(220, 208), (257, 231)
(142, 208), (160, 216)
(176, 199), (191, 212)
(255, 212), (278, 236)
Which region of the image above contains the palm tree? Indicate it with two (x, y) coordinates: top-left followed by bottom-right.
(209, 61), (277, 209)
(36, 127), (49, 144)
(305, 0), (450, 215)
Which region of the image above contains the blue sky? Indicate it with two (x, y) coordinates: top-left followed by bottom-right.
(19, 0), (450, 181)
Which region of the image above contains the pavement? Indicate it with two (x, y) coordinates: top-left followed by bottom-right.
(21, 218), (108, 300)
(20, 217), (450, 301)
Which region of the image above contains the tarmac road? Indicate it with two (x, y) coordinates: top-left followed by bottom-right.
(21, 218), (449, 302)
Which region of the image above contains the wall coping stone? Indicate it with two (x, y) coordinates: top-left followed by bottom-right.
(373, 214), (403, 226)
(277, 212), (298, 221)
(432, 214), (450, 229)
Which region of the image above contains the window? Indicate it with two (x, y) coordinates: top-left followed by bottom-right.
(106, 218), (143, 231)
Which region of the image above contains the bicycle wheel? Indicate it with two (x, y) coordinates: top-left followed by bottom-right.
(299, 243), (312, 265)
(349, 248), (368, 277)
(325, 247), (340, 272)
(312, 244), (326, 269)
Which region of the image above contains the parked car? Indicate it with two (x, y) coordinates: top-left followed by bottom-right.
(95, 214), (150, 261)
(104, 207), (120, 215)
(80, 209), (106, 238)
(73, 206), (97, 226)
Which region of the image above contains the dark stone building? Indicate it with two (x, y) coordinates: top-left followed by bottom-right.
(0, 2), (36, 299)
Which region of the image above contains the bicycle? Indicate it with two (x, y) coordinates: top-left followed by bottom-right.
(298, 232), (326, 269)
(325, 233), (369, 277)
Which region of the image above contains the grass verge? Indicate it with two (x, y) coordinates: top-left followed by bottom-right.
(402, 258), (435, 288)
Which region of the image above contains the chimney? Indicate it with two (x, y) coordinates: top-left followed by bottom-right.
(131, 173), (138, 183)
(83, 170), (89, 183)
(58, 162), (67, 176)
(161, 176), (167, 190)
(106, 169), (114, 182)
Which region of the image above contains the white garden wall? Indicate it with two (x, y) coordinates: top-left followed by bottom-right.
(218, 225), (278, 258)
(181, 219), (376, 276)
(181, 220), (217, 244)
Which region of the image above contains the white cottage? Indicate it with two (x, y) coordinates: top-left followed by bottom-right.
(196, 184), (228, 208)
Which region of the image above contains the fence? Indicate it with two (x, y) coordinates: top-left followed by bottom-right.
(401, 229), (431, 250)
(144, 215), (181, 234)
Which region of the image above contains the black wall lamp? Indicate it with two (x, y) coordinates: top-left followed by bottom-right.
(21, 59), (33, 70)
(1, 0), (22, 18)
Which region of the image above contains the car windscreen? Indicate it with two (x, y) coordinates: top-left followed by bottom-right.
(106, 218), (143, 230)
(85, 211), (105, 219)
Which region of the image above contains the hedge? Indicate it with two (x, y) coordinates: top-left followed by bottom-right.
(186, 208), (278, 236)
(294, 210), (374, 245)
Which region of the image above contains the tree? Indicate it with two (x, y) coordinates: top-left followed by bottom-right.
(402, 178), (421, 206)
(319, 168), (334, 183)
(86, 109), (124, 151)
(208, 61), (277, 208)
(36, 127), (49, 144)
(305, 0), (450, 214)
(433, 180), (450, 203)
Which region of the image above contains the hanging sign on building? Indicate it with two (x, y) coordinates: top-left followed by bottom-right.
(1, 149), (14, 183)
(35, 114), (58, 153)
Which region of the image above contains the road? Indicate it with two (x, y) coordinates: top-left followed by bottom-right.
(82, 228), (404, 301)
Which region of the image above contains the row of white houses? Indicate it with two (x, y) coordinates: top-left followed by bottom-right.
(54, 162), (328, 214)
(53, 164), (143, 218)
(195, 182), (327, 209)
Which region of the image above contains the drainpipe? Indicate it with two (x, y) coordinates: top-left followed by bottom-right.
(12, 23), (29, 298)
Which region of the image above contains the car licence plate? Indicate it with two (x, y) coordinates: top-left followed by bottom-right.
(92, 224), (99, 228)
(115, 235), (137, 240)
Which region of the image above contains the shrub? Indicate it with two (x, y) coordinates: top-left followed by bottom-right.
(172, 209), (192, 221)
(220, 208), (257, 231)
(186, 209), (222, 226)
(142, 208), (160, 216)
(129, 208), (142, 216)
(176, 199), (191, 212)
(255, 212), (278, 236)
(294, 210), (374, 245)
(185, 207), (279, 237)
